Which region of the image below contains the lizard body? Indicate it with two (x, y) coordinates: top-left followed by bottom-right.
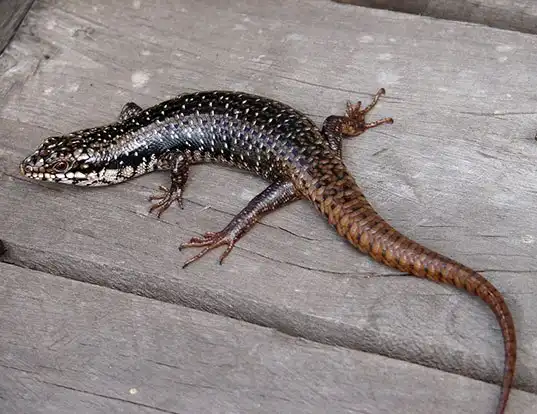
(20, 89), (516, 413)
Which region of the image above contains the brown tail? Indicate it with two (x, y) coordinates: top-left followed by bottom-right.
(307, 169), (516, 414)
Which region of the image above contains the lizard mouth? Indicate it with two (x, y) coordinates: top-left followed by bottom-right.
(20, 162), (98, 186)
(19, 162), (61, 182)
(22, 169), (58, 182)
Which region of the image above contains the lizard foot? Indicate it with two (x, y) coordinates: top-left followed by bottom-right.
(178, 181), (297, 268)
(179, 230), (238, 268)
(148, 185), (183, 218)
(341, 88), (393, 137)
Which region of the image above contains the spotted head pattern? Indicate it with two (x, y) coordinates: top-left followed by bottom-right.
(20, 129), (107, 186)
(20, 117), (163, 187)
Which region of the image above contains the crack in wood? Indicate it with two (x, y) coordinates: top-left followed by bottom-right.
(40, 380), (180, 413)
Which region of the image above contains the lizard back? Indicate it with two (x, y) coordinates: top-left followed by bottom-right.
(21, 91), (329, 187)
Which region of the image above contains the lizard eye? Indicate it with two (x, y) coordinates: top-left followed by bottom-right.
(52, 160), (70, 172)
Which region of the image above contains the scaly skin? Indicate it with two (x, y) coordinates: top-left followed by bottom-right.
(20, 89), (516, 413)
(303, 149), (515, 414)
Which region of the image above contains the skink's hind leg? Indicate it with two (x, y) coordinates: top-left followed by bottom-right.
(180, 181), (299, 268)
(149, 153), (190, 218)
(322, 88), (393, 156)
(342, 88), (394, 136)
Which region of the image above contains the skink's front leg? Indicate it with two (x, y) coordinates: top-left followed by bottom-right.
(120, 101), (192, 219)
(149, 153), (190, 217)
(180, 181), (299, 268)
(118, 102), (143, 122)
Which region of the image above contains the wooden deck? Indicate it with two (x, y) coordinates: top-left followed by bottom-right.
(333, 0), (537, 34)
(2, 0), (537, 412)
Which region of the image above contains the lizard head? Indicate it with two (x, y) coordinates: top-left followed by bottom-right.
(19, 132), (108, 186)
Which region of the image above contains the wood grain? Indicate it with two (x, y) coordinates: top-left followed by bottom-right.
(2, 262), (536, 413)
(0, 0), (35, 53)
(1, 0), (537, 410)
(332, 0), (537, 34)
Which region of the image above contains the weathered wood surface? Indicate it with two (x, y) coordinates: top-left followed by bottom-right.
(1, 0), (537, 411)
(4, 263), (537, 413)
(0, 0), (35, 53)
(333, 0), (537, 34)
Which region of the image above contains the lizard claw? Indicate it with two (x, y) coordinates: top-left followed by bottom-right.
(148, 185), (183, 218)
(341, 88), (393, 137)
(179, 230), (237, 268)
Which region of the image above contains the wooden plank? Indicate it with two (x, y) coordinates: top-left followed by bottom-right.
(1, 262), (536, 413)
(332, 0), (537, 35)
(1, 0), (537, 407)
(0, 0), (35, 53)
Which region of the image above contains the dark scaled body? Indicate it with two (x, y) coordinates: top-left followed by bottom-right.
(20, 89), (515, 414)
